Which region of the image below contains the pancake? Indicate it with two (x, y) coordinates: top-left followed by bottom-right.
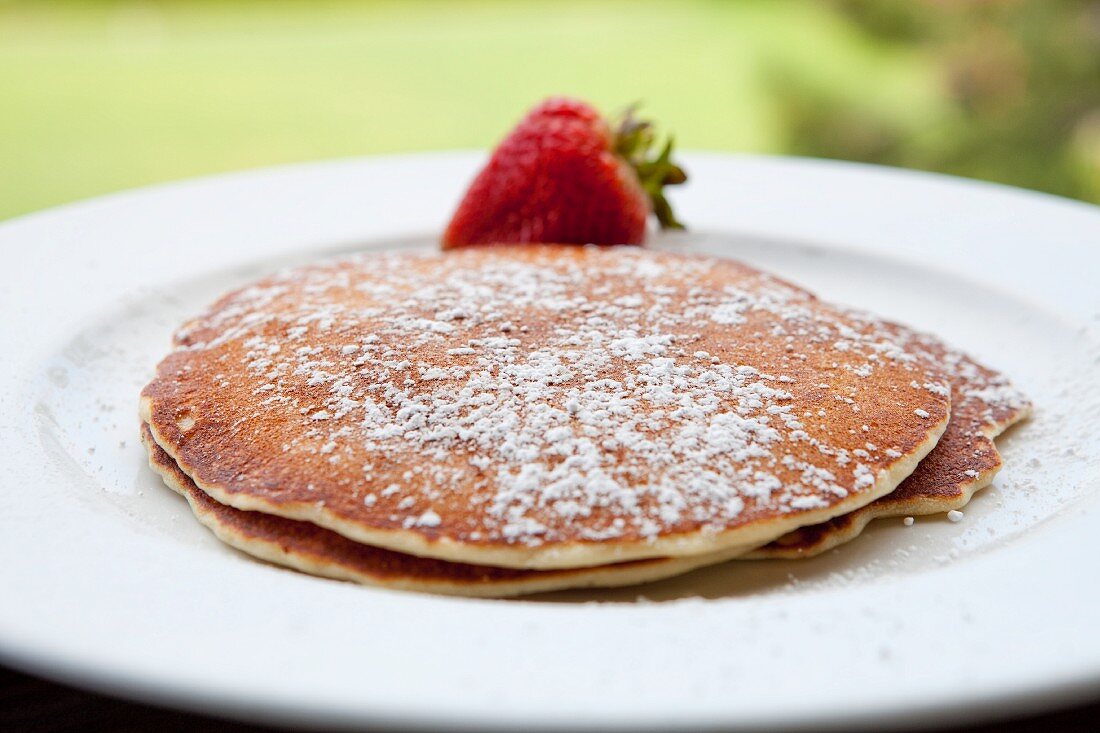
(141, 423), (751, 596)
(140, 245), (950, 569)
(748, 324), (1031, 559)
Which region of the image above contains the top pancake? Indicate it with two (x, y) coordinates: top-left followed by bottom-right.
(141, 245), (950, 569)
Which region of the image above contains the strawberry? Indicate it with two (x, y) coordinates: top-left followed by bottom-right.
(442, 97), (687, 248)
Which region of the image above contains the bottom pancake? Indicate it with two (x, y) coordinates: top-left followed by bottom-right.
(748, 330), (1031, 559)
(141, 424), (750, 597)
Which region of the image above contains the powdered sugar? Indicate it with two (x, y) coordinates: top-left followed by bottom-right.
(161, 246), (952, 547)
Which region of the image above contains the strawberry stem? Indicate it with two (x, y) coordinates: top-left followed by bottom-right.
(612, 105), (688, 230)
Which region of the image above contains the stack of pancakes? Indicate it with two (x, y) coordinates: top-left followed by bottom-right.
(140, 246), (1030, 596)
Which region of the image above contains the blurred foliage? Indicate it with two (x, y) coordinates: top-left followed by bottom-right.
(1, 0), (1098, 220)
(780, 0), (1100, 201)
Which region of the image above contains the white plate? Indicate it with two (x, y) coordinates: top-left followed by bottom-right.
(2, 153), (1099, 731)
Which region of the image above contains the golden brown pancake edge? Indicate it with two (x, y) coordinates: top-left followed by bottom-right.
(747, 327), (1032, 559)
(140, 423), (752, 597)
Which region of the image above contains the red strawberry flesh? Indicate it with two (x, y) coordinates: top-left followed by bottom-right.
(442, 97), (685, 248)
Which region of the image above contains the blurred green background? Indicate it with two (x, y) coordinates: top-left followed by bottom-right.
(3, 0), (1099, 221)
